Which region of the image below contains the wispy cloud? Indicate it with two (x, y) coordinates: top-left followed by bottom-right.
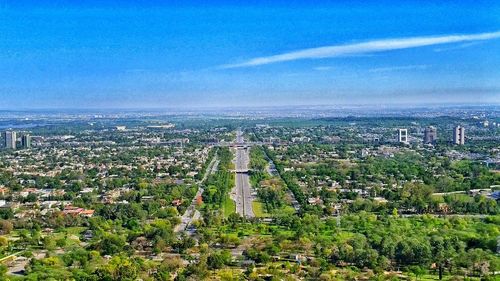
(221, 30), (500, 68)
(313, 66), (335, 71)
(433, 41), (483, 52)
(369, 64), (430, 73)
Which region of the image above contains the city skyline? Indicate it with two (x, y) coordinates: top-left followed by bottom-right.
(1, 1), (500, 109)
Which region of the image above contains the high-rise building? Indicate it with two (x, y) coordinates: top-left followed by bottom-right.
(21, 134), (31, 149)
(453, 126), (465, 145)
(4, 131), (16, 149)
(398, 129), (408, 144)
(424, 126), (437, 144)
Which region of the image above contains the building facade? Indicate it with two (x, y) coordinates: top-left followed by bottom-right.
(4, 131), (16, 149)
(21, 134), (31, 149)
(398, 128), (408, 144)
(453, 126), (465, 145)
(424, 126), (437, 144)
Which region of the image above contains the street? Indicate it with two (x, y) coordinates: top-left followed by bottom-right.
(231, 130), (255, 218)
(174, 154), (218, 233)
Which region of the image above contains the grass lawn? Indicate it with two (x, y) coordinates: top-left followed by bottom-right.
(63, 226), (87, 235)
(448, 193), (475, 202)
(432, 193), (474, 203)
(53, 226), (86, 238)
(49, 226), (87, 246)
(252, 201), (270, 217)
(223, 197), (236, 217)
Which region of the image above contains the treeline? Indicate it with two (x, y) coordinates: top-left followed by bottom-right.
(270, 213), (500, 280)
(202, 147), (234, 208)
(263, 146), (307, 208)
(195, 147), (216, 180)
(249, 146), (286, 212)
(292, 152), (498, 193)
(9, 217), (197, 280)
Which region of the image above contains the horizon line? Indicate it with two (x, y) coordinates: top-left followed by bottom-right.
(0, 102), (499, 112)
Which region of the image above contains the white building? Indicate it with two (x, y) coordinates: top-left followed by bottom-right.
(398, 129), (408, 144)
(4, 131), (16, 149)
(453, 126), (465, 145)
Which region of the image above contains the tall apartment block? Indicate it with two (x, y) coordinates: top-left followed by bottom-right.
(453, 126), (465, 145)
(21, 134), (32, 149)
(4, 131), (16, 149)
(398, 129), (408, 144)
(423, 126), (437, 144)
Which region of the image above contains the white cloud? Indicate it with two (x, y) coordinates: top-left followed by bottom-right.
(313, 66), (335, 71)
(433, 41), (483, 52)
(221, 31), (500, 68)
(369, 64), (430, 73)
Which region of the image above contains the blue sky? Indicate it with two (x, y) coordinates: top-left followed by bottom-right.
(1, 1), (500, 108)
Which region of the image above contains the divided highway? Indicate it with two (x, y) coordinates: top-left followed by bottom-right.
(231, 130), (255, 218)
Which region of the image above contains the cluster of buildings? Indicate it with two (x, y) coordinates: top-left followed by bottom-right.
(3, 130), (32, 150)
(398, 125), (466, 145)
(0, 185), (96, 219)
(0, 127), (219, 222)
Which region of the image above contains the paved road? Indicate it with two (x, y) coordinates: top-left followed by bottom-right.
(5, 251), (45, 276)
(175, 155), (218, 233)
(236, 129), (244, 144)
(231, 130), (255, 218)
(234, 168), (254, 217)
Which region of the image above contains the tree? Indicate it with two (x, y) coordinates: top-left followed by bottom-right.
(56, 237), (67, 248)
(0, 209), (13, 220)
(0, 236), (8, 248)
(174, 234), (196, 254)
(207, 250), (232, 269)
(43, 236), (57, 251)
(227, 213), (241, 228)
(95, 234), (126, 255)
(0, 264), (7, 279)
(96, 256), (138, 281)
(155, 257), (183, 280)
(0, 220), (13, 234)
(392, 208), (398, 218)
(409, 265), (426, 280)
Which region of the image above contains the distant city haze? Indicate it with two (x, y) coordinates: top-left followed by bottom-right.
(1, 1), (499, 108)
